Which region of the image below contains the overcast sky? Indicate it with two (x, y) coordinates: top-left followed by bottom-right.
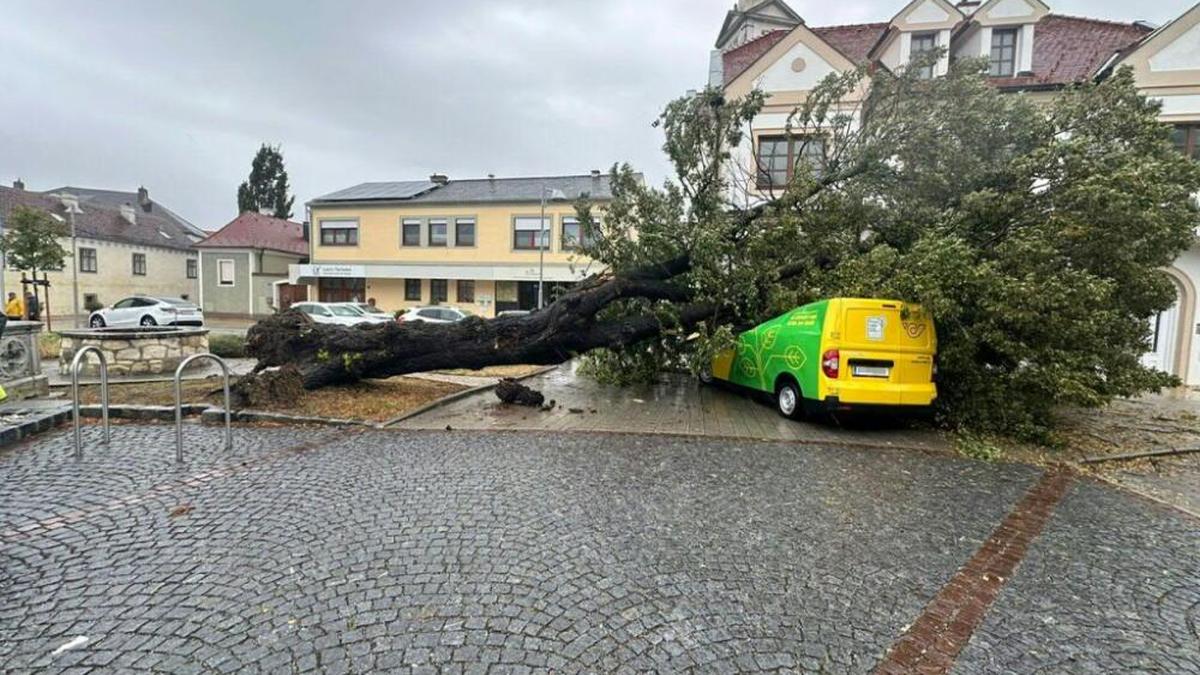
(1, 0), (1193, 229)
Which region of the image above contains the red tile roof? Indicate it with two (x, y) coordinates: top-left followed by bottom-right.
(988, 15), (1150, 89)
(722, 15), (1150, 91)
(197, 212), (307, 256)
(723, 30), (789, 86)
(811, 23), (891, 64)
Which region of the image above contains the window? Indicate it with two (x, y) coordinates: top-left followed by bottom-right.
(132, 253), (146, 276)
(989, 28), (1018, 77)
(455, 218), (476, 247)
(430, 279), (448, 304)
(405, 279), (422, 301)
(186, 258), (197, 279)
(402, 219), (422, 247)
(79, 247), (97, 273)
(911, 32), (937, 79)
(562, 216), (598, 251)
(513, 216), (550, 250)
(218, 259), (236, 287)
(320, 219), (358, 246)
(756, 136), (825, 188)
(457, 280), (475, 303)
(1171, 125), (1200, 161)
(428, 219), (448, 247)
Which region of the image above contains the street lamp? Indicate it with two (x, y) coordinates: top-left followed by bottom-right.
(537, 186), (567, 309)
(61, 199), (84, 327)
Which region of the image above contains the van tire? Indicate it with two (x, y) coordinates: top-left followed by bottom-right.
(698, 367), (714, 385)
(775, 378), (805, 421)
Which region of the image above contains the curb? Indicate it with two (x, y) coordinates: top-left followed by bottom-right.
(1091, 473), (1200, 522)
(0, 407), (73, 449)
(201, 408), (374, 428)
(382, 365), (560, 427)
(80, 404), (209, 421)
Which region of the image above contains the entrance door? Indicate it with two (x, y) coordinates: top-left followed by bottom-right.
(517, 281), (539, 310)
(1143, 287), (1181, 375)
(318, 278), (365, 303)
(277, 283), (308, 311)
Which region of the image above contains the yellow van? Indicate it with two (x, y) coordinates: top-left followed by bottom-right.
(704, 298), (937, 419)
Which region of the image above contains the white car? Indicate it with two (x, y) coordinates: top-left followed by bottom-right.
(291, 302), (379, 326)
(338, 303), (394, 324)
(89, 296), (203, 328)
(399, 306), (474, 324)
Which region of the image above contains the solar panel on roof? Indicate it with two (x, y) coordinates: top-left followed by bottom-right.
(316, 181), (438, 201)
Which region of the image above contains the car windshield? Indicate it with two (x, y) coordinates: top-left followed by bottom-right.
(329, 305), (360, 317)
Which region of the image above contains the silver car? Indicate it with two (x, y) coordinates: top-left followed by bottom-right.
(399, 306), (474, 324)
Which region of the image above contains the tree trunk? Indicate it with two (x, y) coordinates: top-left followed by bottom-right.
(245, 258), (716, 390)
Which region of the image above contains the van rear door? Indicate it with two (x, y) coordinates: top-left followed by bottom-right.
(833, 300), (935, 405)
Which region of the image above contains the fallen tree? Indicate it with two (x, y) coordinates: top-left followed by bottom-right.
(243, 58), (1200, 441)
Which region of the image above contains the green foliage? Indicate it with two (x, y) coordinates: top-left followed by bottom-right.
(83, 295), (104, 312)
(0, 206), (68, 273)
(237, 143), (295, 219)
(584, 64), (1199, 441)
(208, 334), (246, 358)
(955, 433), (1004, 462)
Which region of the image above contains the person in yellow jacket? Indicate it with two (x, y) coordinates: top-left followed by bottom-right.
(5, 292), (24, 320)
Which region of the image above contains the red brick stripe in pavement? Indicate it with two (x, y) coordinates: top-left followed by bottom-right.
(873, 470), (1075, 675)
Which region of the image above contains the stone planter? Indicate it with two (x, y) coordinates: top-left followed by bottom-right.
(0, 320), (50, 399)
(59, 327), (210, 377)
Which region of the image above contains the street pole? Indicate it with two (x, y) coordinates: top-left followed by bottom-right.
(69, 209), (81, 327)
(537, 186), (546, 310)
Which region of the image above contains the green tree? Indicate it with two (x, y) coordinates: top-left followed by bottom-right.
(237, 143), (294, 219)
(0, 206), (69, 276)
(580, 63), (1199, 440)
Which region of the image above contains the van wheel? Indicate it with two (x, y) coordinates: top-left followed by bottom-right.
(775, 380), (805, 421)
(698, 367), (714, 385)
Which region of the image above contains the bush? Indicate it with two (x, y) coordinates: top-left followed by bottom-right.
(208, 333), (246, 358)
(956, 433), (1004, 462)
(83, 296), (104, 312)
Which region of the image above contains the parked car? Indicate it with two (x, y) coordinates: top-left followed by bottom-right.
(496, 310), (531, 318)
(703, 298), (937, 420)
(399, 306), (474, 324)
(337, 303), (393, 324)
(291, 302), (378, 326)
(88, 296), (204, 328)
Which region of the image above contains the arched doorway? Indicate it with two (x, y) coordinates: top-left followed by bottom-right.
(1142, 268), (1193, 383)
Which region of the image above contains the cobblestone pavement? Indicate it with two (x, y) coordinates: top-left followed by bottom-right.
(2, 425), (1197, 673)
(955, 482), (1200, 673)
(395, 363), (948, 452)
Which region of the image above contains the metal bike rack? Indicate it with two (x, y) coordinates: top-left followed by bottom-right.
(71, 346), (111, 460)
(174, 353), (232, 463)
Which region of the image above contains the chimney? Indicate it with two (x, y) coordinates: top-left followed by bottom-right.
(429, 173), (449, 186)
(120, 203), (136, 224)
(137, 186), (151, 212)
(591, 169), (601, 179)
(12, 178), (24, 190)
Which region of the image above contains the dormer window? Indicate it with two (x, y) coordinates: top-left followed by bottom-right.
(989, 28), (1018, 77)
(911, 33), (938, 79)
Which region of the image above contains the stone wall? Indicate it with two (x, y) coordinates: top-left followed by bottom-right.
(59, 328), (210, 377)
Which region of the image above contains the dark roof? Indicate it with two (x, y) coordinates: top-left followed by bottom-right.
(196, 212), (307, 256)
(46, 186), (206, 238)
(987, 15), (1151, 90)
(722, 15), (1149, 91)
(315, 181), (438, 202)
(811, 23), (891, 64)
(0, 185), (196, 252)
(723, 30), (790, 85)
(312, 173), (628, 206)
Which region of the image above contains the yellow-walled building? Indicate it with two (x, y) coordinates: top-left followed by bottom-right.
(293, 172), (621, 317)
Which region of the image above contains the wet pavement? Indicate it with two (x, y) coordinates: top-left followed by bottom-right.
(1, 424), (1197, 673)
(394, 363), (949, 453)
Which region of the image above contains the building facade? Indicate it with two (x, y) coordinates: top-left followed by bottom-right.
(196, 212), (309, 318)
(711, 0), (1200, 385)
(294, 173), (617, 317)
(0, 182), (199, 324)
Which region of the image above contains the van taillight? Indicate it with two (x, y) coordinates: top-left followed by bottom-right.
(822, 349), (840, 379)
